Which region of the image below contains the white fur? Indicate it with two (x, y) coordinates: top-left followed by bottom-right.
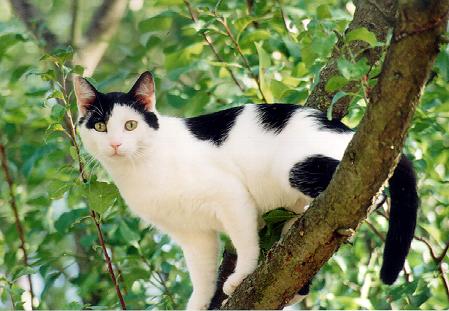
(79, 104), (353, 309)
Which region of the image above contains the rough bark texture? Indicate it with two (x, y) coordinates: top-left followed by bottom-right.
(305, 0), (396, 119)
(211, 1), (398, 308)
(222, 1), (449, 309)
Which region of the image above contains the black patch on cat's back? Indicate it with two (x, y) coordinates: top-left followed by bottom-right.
(308, 111), (353, 133)
(256, 104), (300, 134)
(289, 155), (340, 198)
(184, 106), (244, 146)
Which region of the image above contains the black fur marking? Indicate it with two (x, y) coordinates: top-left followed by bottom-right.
(256, 104), (301, 134)
(381, 155), (418, 285)
(78, 116), (86, 125)
(308, 110), (353, 133)
(184, 106), (244, 146)
(298, 280), (311, 296)
(289, 155), (340, 198)
(82, 92), (159, 130)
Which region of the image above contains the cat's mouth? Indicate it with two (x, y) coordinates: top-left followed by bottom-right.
(109, 151), (125, 158)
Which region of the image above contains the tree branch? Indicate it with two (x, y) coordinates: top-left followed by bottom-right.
(91, 210), (127, 309)
(222, 0), (449, 308)
(305, 0), (396, 119)
(70, 0), (81, 47)
(74, 0), (128, 76)
(0, 143), (35, 308)
(183, 0), (245, 92)
(57, 68), (127, 309)
(8, 0), (58, 50)
(212, 1), (397, 308)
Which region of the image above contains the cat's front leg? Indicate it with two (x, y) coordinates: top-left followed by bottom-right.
(218, 199), (260, 297)
(174, 230), (219, 310)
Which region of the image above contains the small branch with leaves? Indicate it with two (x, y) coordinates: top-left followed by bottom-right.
(47, 58), (127, 309)
(0, 144), (35, 309)
(183, 0), (245, 93)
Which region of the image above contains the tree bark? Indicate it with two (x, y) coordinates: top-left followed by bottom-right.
(222, 0), (449, 309)
(212, 1), (397, 308)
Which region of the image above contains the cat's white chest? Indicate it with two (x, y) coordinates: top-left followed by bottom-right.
(109, 160), (224, 233)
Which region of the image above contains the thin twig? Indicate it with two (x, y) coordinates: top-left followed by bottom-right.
(155, 271), (176, 307)
(0, 144), (35, 308)
(183, 0), (245, 92)
(91, 211), (127, 309)
(437, 241), (449, 264)
(58, 69), (127, 309)
(111, 248), (127, 296)
(214, 14), (269, 103)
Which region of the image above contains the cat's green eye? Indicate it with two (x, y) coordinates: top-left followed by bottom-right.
(94, 122), (107, 132)
(125, 120), (138, 131)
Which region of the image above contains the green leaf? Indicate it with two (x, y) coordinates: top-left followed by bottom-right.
(48, 179), (71, 199)
(10, 65), (32, 83)
(54, 208), (88, 233)
(119, 220), (140, 243)
(316, 4), (331, 19)
(255, 42), (273, 102)
(325, 75), (349, 92)
(139, 12), (174, 33)
(337, 58), (370, 80)
(262, 209), (296, 225)
(346, 27), (378, 47)
(327, 91), (348, 120)
(0, 33), (26, 58)
(85, 180), (119, 214)
(11, 266), (36, 282)
(41, 46), (74, 64)
(47, 89), (64, 100)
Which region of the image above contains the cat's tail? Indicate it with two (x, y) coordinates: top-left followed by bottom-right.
(380, 154), (419, 284)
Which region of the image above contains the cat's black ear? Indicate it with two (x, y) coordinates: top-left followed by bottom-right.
(73, 76), (97, 115)
(128, 71), (156, 111)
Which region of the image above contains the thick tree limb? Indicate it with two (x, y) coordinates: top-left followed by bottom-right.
(74, 0), (128, 76)
(222, 1), (449, 309)
(305, 0), (396, 119)
(211, 1), (397, 308)
(8, 0), (58, 50)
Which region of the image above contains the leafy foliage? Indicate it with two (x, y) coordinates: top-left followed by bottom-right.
(0, 0), (448, 309)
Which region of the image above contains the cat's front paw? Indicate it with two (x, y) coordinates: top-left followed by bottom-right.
(223, 272), (247, 296)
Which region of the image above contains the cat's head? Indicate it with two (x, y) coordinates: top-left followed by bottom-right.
(74, 71), (158, 163)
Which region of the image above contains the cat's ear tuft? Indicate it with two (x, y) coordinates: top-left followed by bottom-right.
(129, 71), (156, 111)
(73, 76), (97, 115)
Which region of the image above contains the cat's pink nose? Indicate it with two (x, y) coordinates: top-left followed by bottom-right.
(110, 142), (122, 150)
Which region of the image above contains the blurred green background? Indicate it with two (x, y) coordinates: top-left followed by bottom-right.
(0, 0), (448, 309)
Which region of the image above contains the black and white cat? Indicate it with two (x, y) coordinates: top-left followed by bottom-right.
(74, 72), (418, 309)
